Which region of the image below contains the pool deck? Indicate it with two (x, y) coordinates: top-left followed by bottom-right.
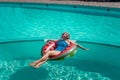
(0, 0), (120, 8)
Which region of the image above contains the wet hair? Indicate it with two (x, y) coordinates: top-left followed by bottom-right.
(62, 32), (70, 39)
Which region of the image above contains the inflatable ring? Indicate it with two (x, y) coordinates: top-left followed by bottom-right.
(41, 40), (78, 60)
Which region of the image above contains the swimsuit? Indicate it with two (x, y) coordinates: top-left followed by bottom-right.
(55, 40), (68, 51)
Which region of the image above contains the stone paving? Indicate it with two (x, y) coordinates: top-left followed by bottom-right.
(0, 0), (120, 8)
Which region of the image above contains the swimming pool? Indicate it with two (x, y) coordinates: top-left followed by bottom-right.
(0, 2), (120, 80)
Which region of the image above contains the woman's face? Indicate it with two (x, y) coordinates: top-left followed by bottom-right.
(61, 33), (69, 40)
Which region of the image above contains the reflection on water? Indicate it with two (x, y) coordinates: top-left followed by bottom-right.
(0, 60), (111, 80)
(0, 41), (120, 80)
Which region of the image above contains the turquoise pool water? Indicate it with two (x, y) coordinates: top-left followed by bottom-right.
(0, 2), (120, 80)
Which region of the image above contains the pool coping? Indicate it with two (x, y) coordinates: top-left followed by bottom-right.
(0, 0), (120, 8)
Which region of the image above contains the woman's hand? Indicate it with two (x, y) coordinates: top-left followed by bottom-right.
(83, 48), (89, 50)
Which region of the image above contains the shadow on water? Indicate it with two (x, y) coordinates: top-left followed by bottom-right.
(0, 68), (5, 73)
(9, 66), (48, 80)
(78, 61), (120, 80)
(57, 59), (120, 80)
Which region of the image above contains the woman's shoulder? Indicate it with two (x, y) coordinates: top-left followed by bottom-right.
(67, 39), (76, 44)
(67, 39), (73, 42)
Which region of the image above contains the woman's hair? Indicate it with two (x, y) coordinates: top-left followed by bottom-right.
(62, 32), (70, 39)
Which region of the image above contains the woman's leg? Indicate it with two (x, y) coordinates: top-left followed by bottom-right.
(29, 58), (42, 66)
(33, 50), (60, 68)
(29, 50), (50, 66)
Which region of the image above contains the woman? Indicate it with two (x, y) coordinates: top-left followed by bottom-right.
(30, 32), (88, 68)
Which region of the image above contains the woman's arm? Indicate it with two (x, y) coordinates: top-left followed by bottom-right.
(76, 44), (89, 50)
(69, 40), (89, 50)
